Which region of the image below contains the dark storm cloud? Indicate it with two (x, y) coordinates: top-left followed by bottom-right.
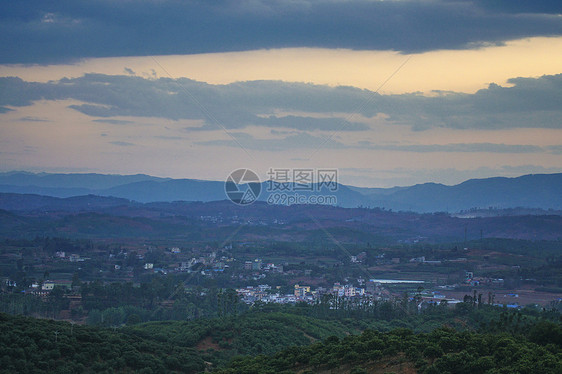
(199, 133), (551, 153)
(0, 0), (561, 63)
(547, 145), (562, 154)
(0, 74), (368, 131)
(356, 142), (545, 153)
(92, 119), (135, 125)
(18, 116), (50, 122)
(0, 73), (560, 131)
(197, 132), (346, 151)
(109, 141), (135, 147)
(382, 74), (562, 130)
(468, 0), (562, 14)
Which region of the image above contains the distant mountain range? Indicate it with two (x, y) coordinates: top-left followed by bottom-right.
(0, 171), (561, 213)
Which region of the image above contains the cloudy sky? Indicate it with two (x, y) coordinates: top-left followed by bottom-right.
(1, 0), (561, 187)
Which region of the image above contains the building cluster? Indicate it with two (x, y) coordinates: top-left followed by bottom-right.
(236, 280), (387, 305)
(199, 214), (286, 226)
(55, 251), (88, 262)
(2, 278), (75, 297)
(350, 252), (367, 263)
(243, 258), (283, 273)
(409, 256), (442, 265)
(463, 271), (504, 287)
(175, 251), (234, 275)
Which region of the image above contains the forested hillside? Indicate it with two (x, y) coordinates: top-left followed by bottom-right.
(0, 313), (204, 373)
(217, 322), (562, 374)
(2, 303), (562, 373)
(125, 302), (562, 371)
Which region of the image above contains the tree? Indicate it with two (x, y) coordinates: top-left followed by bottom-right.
(71, 272), (81, 290)
(126, 313), (142, 325)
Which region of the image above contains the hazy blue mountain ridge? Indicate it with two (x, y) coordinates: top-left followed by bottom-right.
(0, 171), (560, 212)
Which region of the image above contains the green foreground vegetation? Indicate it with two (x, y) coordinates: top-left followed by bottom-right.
(218, 323), (562, 374)
(1, 301), (562, 373)
(0, 312), (204, 373)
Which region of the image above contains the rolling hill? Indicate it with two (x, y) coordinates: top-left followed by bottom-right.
(0, 171), (561, 212)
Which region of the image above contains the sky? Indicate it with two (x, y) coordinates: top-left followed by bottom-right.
(0, 0), (561, 187)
